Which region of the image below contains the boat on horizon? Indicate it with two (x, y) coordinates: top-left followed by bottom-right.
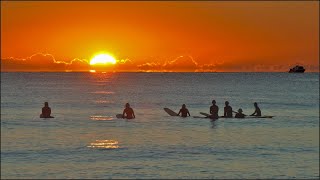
(289, 65), (305, 73)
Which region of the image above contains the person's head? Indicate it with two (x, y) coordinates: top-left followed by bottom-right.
(225, 101), (229, 106)
(125, 103), (130, 108)
(238, 108), (243, 113)
(44, 102), (48, 107)
(182, 104), (186, 109)
(254, 102), (258, 107)
(212, 100), (216, 105)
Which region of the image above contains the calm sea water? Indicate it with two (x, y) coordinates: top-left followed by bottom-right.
(1, 72), (319, 179)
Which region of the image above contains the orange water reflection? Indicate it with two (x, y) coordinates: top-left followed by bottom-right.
(93, 100), (114, 104)
(91, 91), (115, 94)
(87, 140), (119, 149)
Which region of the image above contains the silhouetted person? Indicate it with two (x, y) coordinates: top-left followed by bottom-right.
(235, 108), (245, 118)
(224, 101), (233, 118)
(40, 102), (53, 118)
(122, 103), (135, 119)
(210, 100), (219, 120)
(177, 104), (190, 117)
(250, 102), (261, 116)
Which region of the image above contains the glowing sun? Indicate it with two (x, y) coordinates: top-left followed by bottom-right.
(90, 54), (116, 65)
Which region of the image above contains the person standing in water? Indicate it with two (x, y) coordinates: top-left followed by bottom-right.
(210, 100), (219, 120)
(40, 102), (53, 118)
(250, 102), (261, 116)
(223, 101), (233, 118)
(122, 103), (135, 119)
(177, 104), (190, 117)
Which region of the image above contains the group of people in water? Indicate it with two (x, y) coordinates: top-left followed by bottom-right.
(176, 100), (261, 119)
(40, 100), (261, 120)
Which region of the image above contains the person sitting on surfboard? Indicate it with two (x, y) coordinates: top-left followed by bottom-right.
(250, 102), (261, 116)
(224, 101), (233, 118)
(40, 102), (53, 118)
(122, 103), (135, 119)
(210, 100), (219, 120)
(235, 108), (245, 118)
(177, 104), (190, 117)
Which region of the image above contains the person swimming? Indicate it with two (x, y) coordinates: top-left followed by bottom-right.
(250, 102), (261, 116)
(234, 108), (245, 118)
(224, 101), (233, 118)
(40, 102), (53, 118)
(209, 100), (219, 120)
(177, 104), (190, 117)
(122, 103), (135, 119)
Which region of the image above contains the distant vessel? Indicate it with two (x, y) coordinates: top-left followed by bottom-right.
(289, 65), (305, 73)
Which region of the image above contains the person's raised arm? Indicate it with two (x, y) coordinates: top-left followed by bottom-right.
(251, 109), (256, 116)
(132, 109), (135, 118)
(122, 109), (126, 119)
(177, 109), (182, 116)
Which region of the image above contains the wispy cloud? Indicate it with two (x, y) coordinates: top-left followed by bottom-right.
(1, 53), (89, 72)
(1, 53), (318, 72)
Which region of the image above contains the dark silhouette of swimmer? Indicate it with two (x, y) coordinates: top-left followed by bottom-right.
(122, 103), (135, 119)
(224, 101), (233, 118)
(250, 102), (261, 116)
(235, 108), (245, 118)
(209, 100), (219, 120)
(40, 102), (53, 118)
(177, 104), (190, 117)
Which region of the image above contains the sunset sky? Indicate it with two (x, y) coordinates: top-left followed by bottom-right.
(1, 1), (319, 72)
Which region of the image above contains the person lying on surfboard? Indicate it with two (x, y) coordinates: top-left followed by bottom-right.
(234, 108), (245, 118)
(177, 104), (190, 117)
(209, 100), (219, 120)
(250, 102), (261, 116)
(122, 103), (135, 119)
(223, 101), (233, 118)
(40, 102), (53, 118)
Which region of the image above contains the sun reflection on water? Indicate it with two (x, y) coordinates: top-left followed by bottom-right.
(90, 116), (113, 121)
(91, 91), (115, 94)
(87, 140), (119, 149)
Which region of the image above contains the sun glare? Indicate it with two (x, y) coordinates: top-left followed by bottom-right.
(90, 54), (116, 65)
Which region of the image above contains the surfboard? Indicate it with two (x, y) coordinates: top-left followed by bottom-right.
(199, 112), (273, 119)
(116, 114), (123, 118)
(40, 114), (54, 118)
(246, 116), (274, 118)
(193, 116), (209, 118)
(200, 112), (211, 117)
(164, 108), (179, 116)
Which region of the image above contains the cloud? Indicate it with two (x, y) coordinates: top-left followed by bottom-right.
(137, 62), (162, 72)
(114, 58), (137, 72)
(162, 56), (198, 72)
(137, 55), (199, 72)
(2, 53), (318, 72)
(2, 53), (63, 71)
(1, 53), (90, 72)
(65, 58), (90, 71)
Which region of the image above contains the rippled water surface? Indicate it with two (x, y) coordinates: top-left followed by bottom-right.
(1, 72), (319, 179)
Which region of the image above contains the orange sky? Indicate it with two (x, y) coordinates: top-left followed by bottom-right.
(1, 1), (319, 72)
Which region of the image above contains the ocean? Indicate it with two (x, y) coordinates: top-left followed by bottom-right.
(1, 72), (319, 179)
